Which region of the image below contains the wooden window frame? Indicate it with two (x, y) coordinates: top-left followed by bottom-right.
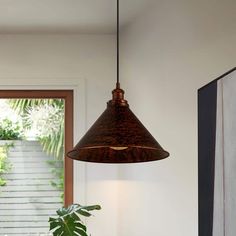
(0, 90), (73, 206)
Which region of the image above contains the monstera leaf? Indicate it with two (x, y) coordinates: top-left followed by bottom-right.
(49, 204), (101, 236)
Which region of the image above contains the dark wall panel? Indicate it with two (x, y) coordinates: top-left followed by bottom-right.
(198, 82), (217, 236)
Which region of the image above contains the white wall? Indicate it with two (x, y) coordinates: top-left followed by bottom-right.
(0, 34), (120, 236)
(119, 0), (236, 235)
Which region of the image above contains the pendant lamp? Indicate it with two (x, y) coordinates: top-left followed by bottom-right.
(67, 0), (169, 163)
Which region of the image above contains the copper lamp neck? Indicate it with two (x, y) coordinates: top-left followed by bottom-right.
(108, 83), (128, 107)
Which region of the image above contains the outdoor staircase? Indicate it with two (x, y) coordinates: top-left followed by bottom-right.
(0, 140), (62, 236)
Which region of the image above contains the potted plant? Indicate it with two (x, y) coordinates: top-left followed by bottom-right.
(49, 203), (101, 236)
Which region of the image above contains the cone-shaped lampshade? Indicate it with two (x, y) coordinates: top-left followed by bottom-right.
(67, 85), (169, 163)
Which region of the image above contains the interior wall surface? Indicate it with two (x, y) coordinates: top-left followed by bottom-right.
(118, 0), (236, 235)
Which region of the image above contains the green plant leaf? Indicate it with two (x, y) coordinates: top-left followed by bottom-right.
(49, 204), (101, 236)
(82, 205), (102, 211)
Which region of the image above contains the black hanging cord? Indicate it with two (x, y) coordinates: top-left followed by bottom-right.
(116, 0), (120, 88)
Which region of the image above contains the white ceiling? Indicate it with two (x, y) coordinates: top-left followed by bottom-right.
(0, 0), (155, 34)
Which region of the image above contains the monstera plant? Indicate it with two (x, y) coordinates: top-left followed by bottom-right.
(49, 204), (101, 236)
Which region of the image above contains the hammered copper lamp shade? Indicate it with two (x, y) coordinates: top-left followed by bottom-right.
(67, 85), (169, 163)
(67, 0), (169, 163)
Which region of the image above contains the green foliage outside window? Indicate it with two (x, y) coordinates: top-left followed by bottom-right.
(0, 144), (12, 187)
(47, 159), (64, 201)
(0, 119), (23, 140)
(0, 117), (20, 188)
(9, 99), (64, 160)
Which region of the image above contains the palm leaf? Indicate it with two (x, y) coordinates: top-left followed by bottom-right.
(9, 98), (65, 160)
